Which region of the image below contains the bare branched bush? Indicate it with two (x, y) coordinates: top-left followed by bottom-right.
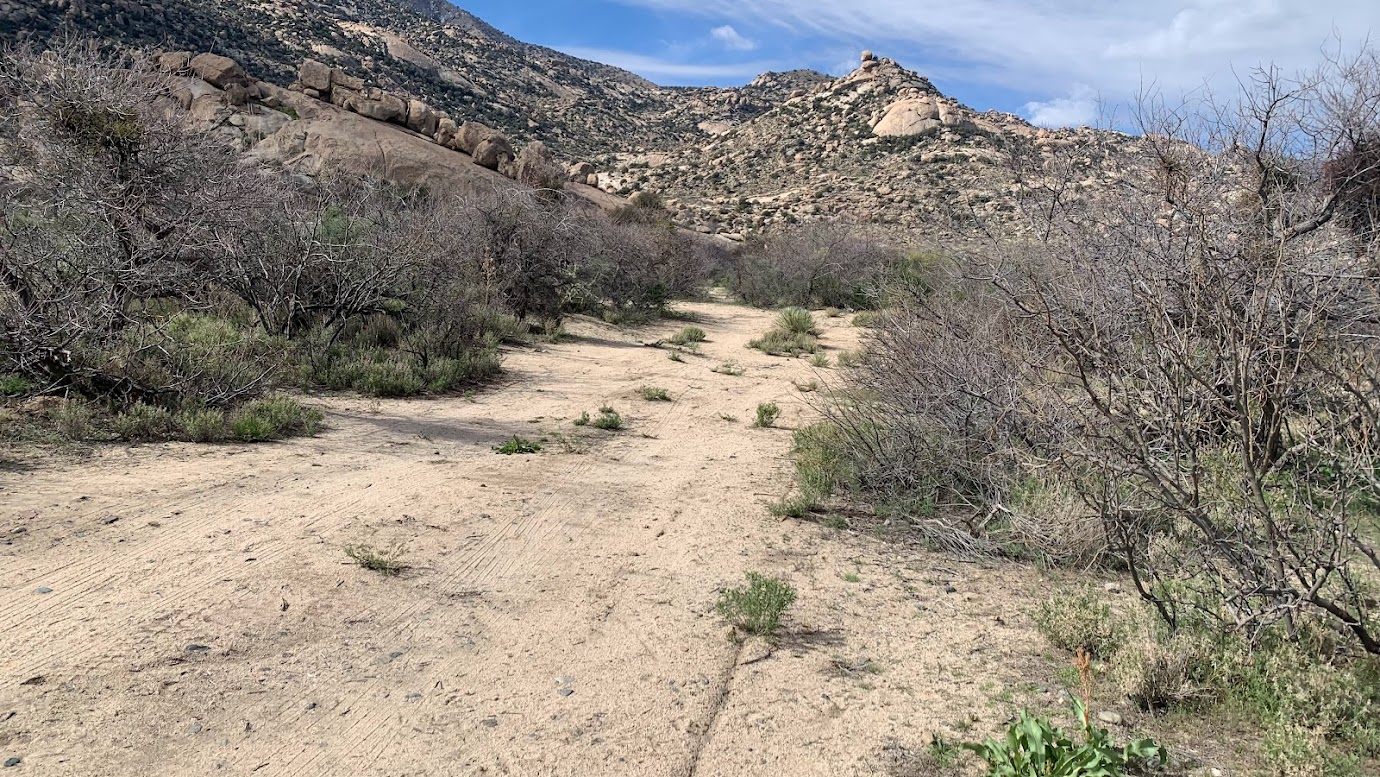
(998, 48), (1380, 653)
(0, 40), (275, 406)
(731, 223), (899, 309)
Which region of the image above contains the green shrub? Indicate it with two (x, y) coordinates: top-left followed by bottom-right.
(793, 423), (855, 501)
(670, 327), (707, 345)
(0, 374), (33, 397)
(713, 362), (745, 376)
(229, 396), (322, 442)
(111, 402), (174, 442)
(754, 402), (781, 428)
(716, 572), (797, 638)
(777, 307), (817, 336)
(1034, 591), (1124, 658)
(809, 353), (831, 368)
(749, 329), (819, 356)
(592, 407), (623, 430)
(494, 435), (542, 455)
(639, 386), (672, 401)
(176, 408), (229, 442)
(573, 411), (591, 426)
(963, 701), (1167, 777)
(53, 399), (95, 441)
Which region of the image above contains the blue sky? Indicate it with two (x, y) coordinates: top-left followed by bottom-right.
(456, 1), (1380, 127)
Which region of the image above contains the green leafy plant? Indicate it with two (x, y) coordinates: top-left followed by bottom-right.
(755, 402), (781, 428)
(716, 572), (797, 638)
(1034, 591), (1124, 659)
(639, 386), (672, 401)
(962, 700), (1167, 777)
(493, 435), (542, 454)
(573, 411), (591, 426)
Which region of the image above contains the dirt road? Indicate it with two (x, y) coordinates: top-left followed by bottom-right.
(0, 302), (1048, 776)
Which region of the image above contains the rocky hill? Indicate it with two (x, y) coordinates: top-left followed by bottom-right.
(3, 1), (1140, 239)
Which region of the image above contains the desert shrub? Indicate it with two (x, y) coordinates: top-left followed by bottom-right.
(110, 402), (175, 442)
(730, 223), (899, 309)
(0, 375), (32, 396)
(638, 386), (671, 401)
(776, 307), (817, 336)
(227, 396), (322, 442)
(716, 572), (797, 638)
(754, 402), (781, 428)
(591, 407), (623, 430)
(344, 542), (407, 576)
(494, 435), (542, 455)
(670, 326), (706, 345)
(1110, 630), (1215, 712)
(175, 408), (229, 443)
(1034, 591), (1125, 658)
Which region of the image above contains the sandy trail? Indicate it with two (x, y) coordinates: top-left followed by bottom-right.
(0, 302), (1050, 776)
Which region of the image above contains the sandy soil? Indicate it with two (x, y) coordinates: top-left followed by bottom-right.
(0, 302), (1067, 776)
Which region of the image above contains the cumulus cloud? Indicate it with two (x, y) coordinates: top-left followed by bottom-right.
(711, 24), (757, 51)
(615, 0), (1378, 118)
(1025, 85), (1098, 128)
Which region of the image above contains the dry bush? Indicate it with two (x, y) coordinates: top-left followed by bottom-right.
(731, 222), (899, 309)
(1000, 48), (1380, 653)
(512, 140), (565, 192)
(0, 40), (276, 406)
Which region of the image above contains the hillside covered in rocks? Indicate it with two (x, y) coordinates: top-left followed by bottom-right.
(4, 1), (1142, 239)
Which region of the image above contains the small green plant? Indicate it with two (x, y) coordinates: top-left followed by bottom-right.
(639, 386), (672, 401)
(716, 572), (797, 638)
(670, 327), (707, 346)
(836, 350), (863, 368)
(573, 411), (591, 426)
(721, 414), (738, 422)
(852, 311), (881, 328)
(962, 701), (1167, 777)
(768, 495), (815, 518)
(0, 374), (33, 396)
(592, 407), (623, 430)
(667, 351), (685, 362)
(493, 435), (542, 454)
(809, 353), (832, 368)
(843, 573), (862, 583)
(754, 402), (781, 428)
(713, 362), (745, 376)
(344, 542), (407, 576)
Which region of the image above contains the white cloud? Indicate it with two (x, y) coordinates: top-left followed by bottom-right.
(614, 0), (1378, 118)
(557, 46), (775, 81)
(1025, 85), (1098, 128)
(711, 24), (757, 51)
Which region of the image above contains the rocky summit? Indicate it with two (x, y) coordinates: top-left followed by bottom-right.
(3, 0), (1139, 239)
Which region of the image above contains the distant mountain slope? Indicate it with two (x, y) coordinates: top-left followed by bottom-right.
(1, 0), (827, 160)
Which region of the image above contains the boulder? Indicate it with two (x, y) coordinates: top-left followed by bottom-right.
(330, 68), (365, 93)
(189, 53), (252, 89)
(473, 135), (515, 170)
(861, 59), (880, 72)
(406, 99), (438, 136)
(329, 87), (358, 110)
(351, 92), (407, 123)
(585, 173), (599, 187)
(299, 59), (333, 93)
(861, 50), (875, 62)
(156, 51), (192, 75)
(873, 98), (942, 137)
(567, 161), (596, 181)
(434, 117), (458, 147)
(455, 121), (488, 154)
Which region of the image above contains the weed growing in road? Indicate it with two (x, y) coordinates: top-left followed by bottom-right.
(754, 402), (781, 428)
(809, 353), (831, 368)
(344, 542), (407, 576)
(713, 362), (745, 376)
(717, 572), (796, 639)
(493, 435), (542, 455)
(768, 496), (815, 518)
(667, 351), (685, 362)
(573, 411), (591, 426)
(721, 414), (738, 422)
(592, 407), (623, 430)
(778, 307), (818, 336)
(639, 386), (672, 401)
(670, 327), (707, 346)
